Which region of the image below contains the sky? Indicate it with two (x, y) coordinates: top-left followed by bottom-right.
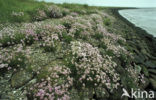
(40, 0), (156, 7)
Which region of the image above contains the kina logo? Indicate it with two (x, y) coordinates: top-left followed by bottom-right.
(121, 88), (155, 99)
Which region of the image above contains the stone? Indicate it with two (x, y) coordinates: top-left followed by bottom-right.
(142, 66), (149, 77)
(11, 70), (33, 88)
(95, 87), (109, 99)
(150, 74), (156, 80)
(109, 87), (128, 100)
(148, 69), (156, 75)
(148, 55), (156, 60)
(149, 78), (156, 90)
(139, 77), (149, 89)
(134, 55), (145, 64)
(144, 61), (156, 68)
(141, 49), (150, 57)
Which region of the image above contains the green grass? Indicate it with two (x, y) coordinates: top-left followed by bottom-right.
(103, 17), (111, 26)
(0, 0), (107, 23)
(58, 3), (105, 15)
(0, 0), (49, 23)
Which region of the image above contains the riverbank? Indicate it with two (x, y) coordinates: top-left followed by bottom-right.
(0, 1), (156, 99)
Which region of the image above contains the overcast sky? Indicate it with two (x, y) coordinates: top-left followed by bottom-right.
(41, 0), (156, 7)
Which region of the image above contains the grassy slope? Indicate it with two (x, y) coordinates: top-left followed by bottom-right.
(0, 0), (50, 23)
(0, 0), (156, 100)
(0, 0), (110, 23)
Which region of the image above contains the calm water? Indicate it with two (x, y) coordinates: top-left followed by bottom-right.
(119, 9), (156, 37)
(39, 0), (156, 37)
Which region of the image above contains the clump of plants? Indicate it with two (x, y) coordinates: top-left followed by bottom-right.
(40, 34), (60, 52)
(0, 44), (29, 72)
(103, 17), (111, 26)
(47, 5), (63, 18)
(29, 64), (73, 100)
(33, 9), (48, 21)
(0, 24), (38, 47)
(69, 41), (120, 91)
(11, 11), (30, 23)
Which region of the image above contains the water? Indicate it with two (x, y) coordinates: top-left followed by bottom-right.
(119, 9), (156, 37)
(39, 0), (156, 37)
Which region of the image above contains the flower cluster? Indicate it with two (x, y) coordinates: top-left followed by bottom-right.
(24, 28), (38, 44)
(41, 33), (60, 52)
(36, 24), (66, 38)
(107, 44), (128, 57)
(11, 11), (24, 17)
(34, 23), (66, 51)
(47, 5), (63, 18)
(126, 65), (145, 84)
(0, 24), (37, 46)
(31, 65), (73, 100)
(32, 80), (70, 100)
(61, 15), (95, 39)
(95, 23), (128, 57)
(70, 41), (120, 91)
(90, 14), (104, 25)
(0, 26), (16, 46)
(0, 44), (27, 71)
(32, 4), (65, 21)
(61, 16), (75, 29)
(34, 9), (47, 21)
(69, 22), (90, 38)
(70, 12), (78, 17)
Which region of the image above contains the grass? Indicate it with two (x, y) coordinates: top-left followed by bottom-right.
(0, 0), (50, 23)
(0, 0), (107, 23)
(103, 17), (111, 26)
(58, 3), (106, 15)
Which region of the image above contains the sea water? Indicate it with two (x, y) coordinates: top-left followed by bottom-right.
(119, 9), (156, 37)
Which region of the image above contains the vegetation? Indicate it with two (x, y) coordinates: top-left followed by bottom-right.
(0, 0), (41, 22)
(0, 0), (156, 100)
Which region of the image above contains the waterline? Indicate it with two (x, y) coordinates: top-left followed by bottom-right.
(119, 8), (156, 37)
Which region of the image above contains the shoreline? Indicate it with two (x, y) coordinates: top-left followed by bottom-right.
(119, 8), (156, 38)
(110, 8), (156, 57)
(110, 8), (155, 39)
(110, 8), (156, 91)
